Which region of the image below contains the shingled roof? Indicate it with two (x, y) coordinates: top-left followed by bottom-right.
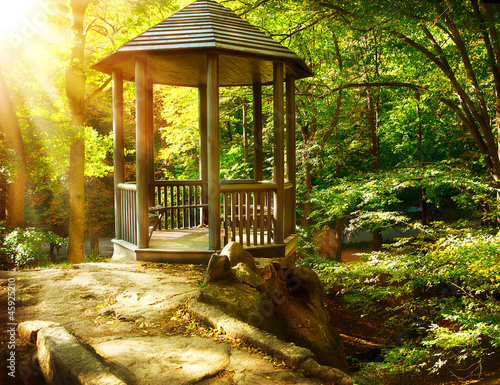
(92, 0), (313, 86)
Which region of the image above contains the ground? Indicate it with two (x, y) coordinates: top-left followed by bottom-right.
(0, 252), (499, 385)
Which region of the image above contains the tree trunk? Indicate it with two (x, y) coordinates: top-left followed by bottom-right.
(0, 66), (26, 231)
(89, 230), (99, 256)
(66, 0), (90, 264)
(367, 88), (383, 250)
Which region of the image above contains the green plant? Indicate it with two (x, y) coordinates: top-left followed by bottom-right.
(2, 227), (66, 269)
(304, 223), (500, 383)
(83, 252), (109, 263)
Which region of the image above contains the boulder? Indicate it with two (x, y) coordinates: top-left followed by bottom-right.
(220, 241), (256, 270)
(203, 253), (230, 285)
(232, 262), (265, 290)
(275, 266), (349, 373)
(200, 282), (285, 340)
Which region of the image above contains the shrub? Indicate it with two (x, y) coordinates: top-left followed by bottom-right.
(3, 227), (66, 269)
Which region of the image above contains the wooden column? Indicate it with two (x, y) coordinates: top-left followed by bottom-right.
(147, 78), (155, 207)
(253, 83), (263, 182)
(113, 69), (124, 240)
(286, 74), (296, 233)
(136, 57), (149, 248)
(207, 54), (220, 250)
(273, 62), (285, 244)
(199, 85), (208, 225)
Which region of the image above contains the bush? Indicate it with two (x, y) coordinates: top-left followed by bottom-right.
(2, 227), (66, 269)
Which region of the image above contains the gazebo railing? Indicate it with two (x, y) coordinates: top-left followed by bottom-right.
(220, 182), (276, 246)
(118, 180), (284, 248)
(153, 180), (205, 230)
(117, 183), (138, 245)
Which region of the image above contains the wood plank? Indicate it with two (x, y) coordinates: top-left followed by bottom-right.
(231, 192), (236, 241)
(286, 75), (296, 236)
(135, 57), (150, 248)
(223, 192), (228, 245)
(207, 53), (221, 250)
(246, 191), (251, 246)
(112, 69), (124, 240)
(273, 61), (284, 244)
(199, 86), (208, 226)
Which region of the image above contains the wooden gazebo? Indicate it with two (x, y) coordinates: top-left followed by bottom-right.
(92, 0), (313, 263)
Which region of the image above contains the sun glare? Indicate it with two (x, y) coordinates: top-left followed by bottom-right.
(0, 0), (39, 33)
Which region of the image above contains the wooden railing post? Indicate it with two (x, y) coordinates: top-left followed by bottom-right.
(113, 69), (124, 240)
(273, 62), (285, 244)
(199, 85), (208, 225)
(286, 74), (296, 238)
(136, 57), (149, 248)
(207, 54), (221, 251)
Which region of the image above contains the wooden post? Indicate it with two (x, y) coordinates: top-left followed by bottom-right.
(136, 57), (149, 248)
(286, 74), (296, 234)
(253, 83), (263, 182)
(207, 54), (221, 250)
(199, 85), (208, 225)
(273, 62), (284, 244)
(147, 78), (155, 207)
(113, 69), (124, 240)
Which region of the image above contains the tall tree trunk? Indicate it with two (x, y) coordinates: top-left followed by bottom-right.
(0, 66), (26, 231)
(367, 88), (382, 250)
(66, 0), (90, 264)
(334, 164), (342, 262)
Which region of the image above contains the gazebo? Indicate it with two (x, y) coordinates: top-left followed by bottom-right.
(92, 0), (313, 263)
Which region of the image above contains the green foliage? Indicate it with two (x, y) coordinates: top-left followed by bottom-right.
(83, 252), (109, 263)
(301, 224), (500, 383)
(2, 227), (66, 268)
(309, 162), (495, 230)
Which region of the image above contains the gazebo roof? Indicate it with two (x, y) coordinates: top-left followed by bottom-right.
(92, 0), (313, 86)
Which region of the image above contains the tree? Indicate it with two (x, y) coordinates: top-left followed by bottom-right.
(0, 65), (26, 231)
(66, 0), (91, 264)
(311, 0), (500, 184)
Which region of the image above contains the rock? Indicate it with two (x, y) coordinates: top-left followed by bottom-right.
(37, 323), (126, 385)
(232, 262), (265, 290)
(93, 335), (231, 385)
(254, 258), (280, 293)
(254, 258), (275, 279)
(204, 253), (230, 284)
(199, 283), (285, 339)
(220, 241), (256, 270)
(300, 358), (353, 385)
(17, 320), (59, 344)
(275, 266), (349, 373)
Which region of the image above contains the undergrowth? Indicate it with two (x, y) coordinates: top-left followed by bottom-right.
(300, 223), (500, 384)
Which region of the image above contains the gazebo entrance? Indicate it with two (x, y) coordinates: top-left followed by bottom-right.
(92, 0), (313, 263)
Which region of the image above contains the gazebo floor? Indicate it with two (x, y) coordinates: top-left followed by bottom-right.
(112, 228), (297, 264)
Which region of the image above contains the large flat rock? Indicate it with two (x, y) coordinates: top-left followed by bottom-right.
(93, 335), (231, 385)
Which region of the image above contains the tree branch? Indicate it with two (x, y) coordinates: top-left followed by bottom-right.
(85, 76), (111, 105)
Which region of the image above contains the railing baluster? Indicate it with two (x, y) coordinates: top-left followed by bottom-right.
(253, 192), (257, 246)
(223, 192), (228, 245)
(259, 191), (266, 245)
(267, 191), (272, 244)
(246, 191), (251, 246)
(230, 192), (236, 241)
(237, 192), (243, 243)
